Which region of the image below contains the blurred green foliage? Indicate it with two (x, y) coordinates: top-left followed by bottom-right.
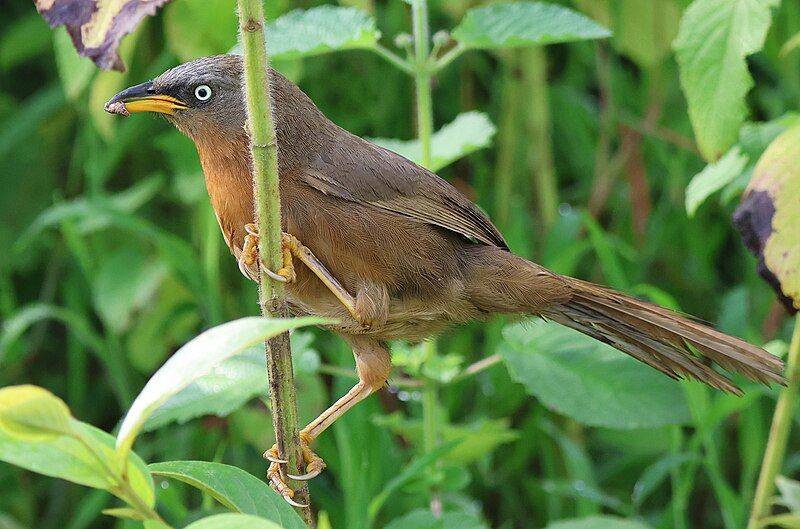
(2, 0), (799, 528)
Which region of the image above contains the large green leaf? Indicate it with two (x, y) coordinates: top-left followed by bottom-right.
(384, 509), (489, 529)
(263, 6), (379, 60)
(183, 514), (282, 529)
(674, 0), (778, 161)
(0, 388), (153, 508)
(498, 320), (691, 429)
(144, 332), (318, 431)
(149, 461), (306, 529)
(116, 316), (327, 455)
(371, 112), (496, 171)
(452, 2), (610, 50)
(544, 516), (653, 529)
(733, 123), (800, 312)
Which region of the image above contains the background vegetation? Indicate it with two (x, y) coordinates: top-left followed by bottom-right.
(1, 0), (799, 528)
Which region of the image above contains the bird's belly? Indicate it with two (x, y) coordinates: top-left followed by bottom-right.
(284, 265), (477, 341)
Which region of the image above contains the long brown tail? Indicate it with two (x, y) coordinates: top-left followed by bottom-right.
(543, 277), (785, 394)
(463, 246), (785, 394)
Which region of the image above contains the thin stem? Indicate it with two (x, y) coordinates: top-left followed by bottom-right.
(748, 315), (800, 529)
(372, 43), (415, 75)
(411, 0), (434, 168)
(236, 0), (312, 522)
(523, 47), (558, 231)
(432, 43), (465, 73)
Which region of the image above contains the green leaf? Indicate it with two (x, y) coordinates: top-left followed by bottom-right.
(116, 316), (328, 456)
(150, 463), (304, 525)
(544, 516), (653, 529)
(498, 320), (691, 429)
(384, 509), (490, 529)
(93, 248), (167, 334)
(184, 514), (283, 529)
(143, 347), (265, 431)
(144, 331), (318, 431)
(452, 2), (610, 50)
(149, 462), (305, 528)
(734, 123), (800, 311)
(0, 386), (73, 440)
(370, 112), (496, 171)
(685, 146), (749, 217)
(674, 0), (778, 161)
(233, 6), (379, 60)
(0, 413), (154, 507)
(163, 0), (238, 62)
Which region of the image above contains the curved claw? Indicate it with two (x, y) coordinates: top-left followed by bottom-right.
(238, 256), (251, 279)
(262, 265), (289, 283)
(287, 468), (324, 481)
(263, 452), (288, 464)
(283, 494), (308, 508)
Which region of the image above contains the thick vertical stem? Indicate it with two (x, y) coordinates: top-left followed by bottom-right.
(236, 0), (311, 522)
(523, 47), (558, 231)
(412, 0), (434, 168)
(748, 315), (800, 529)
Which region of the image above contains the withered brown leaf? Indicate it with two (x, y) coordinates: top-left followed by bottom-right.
(34, 0), (173, 71)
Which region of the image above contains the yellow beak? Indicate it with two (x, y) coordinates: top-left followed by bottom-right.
(105, 81), (188, 116)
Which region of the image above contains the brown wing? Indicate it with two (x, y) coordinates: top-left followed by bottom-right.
(298, 134), (509, 249)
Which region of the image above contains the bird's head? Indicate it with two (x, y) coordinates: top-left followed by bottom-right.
(105, 55), (246, 140)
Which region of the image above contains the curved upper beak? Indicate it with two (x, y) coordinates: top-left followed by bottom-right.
(104, 81), (188, 116)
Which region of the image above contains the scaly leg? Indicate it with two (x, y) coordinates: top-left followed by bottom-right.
(265, 337), (391, 503)
(237, 224), (365, 326)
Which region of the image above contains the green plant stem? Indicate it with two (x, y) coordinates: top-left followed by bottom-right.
(433, 44), (465, 73)
(493, 53), (522, 230)
(523, 47), (558, 231)
(372, 43), (414, 75)
(411, 0), (434, 168)
(748, 315), (800, 529)
(236, 0), (312, 522)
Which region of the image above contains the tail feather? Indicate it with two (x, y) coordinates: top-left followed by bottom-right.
(544, 278), (785, 394)
(462, 245), (785, 393)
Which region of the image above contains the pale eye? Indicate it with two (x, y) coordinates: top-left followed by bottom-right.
(194, 84), (212, 101)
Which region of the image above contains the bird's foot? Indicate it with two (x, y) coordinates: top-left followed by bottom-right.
(238, 224), (296, 283)
(264, 431), (326, 506)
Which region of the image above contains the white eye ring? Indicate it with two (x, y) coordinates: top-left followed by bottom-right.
(194, 84), (212, 101)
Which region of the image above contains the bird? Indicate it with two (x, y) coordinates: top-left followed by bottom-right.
(105, 54), (785, 503)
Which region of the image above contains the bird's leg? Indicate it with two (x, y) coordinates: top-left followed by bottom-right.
(265, 338), (391, 503)
(237, 224), (367, 326)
